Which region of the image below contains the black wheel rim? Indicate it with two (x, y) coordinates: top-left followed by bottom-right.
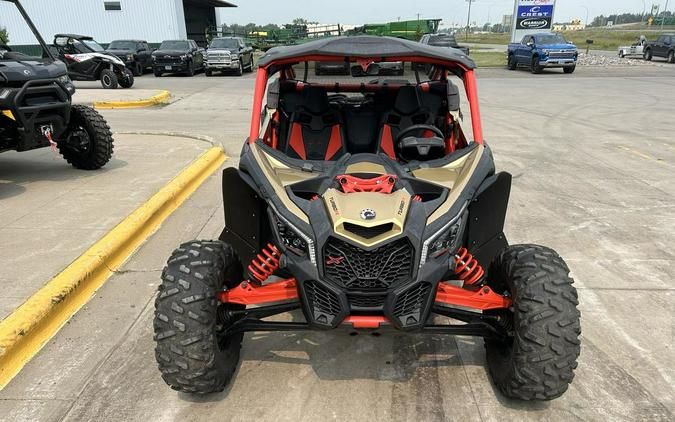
(66, 125), (92, 154)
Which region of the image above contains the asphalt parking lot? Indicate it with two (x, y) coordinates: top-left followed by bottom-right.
(1, 64), (674, 421)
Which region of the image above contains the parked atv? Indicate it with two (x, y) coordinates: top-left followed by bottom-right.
(0, 0), (113, 169)
(153, 36), (581, 401)
(52, 34), (134, 89)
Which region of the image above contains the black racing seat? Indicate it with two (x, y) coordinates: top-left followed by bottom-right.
(376, 84), (446, 159)
(282, 86), (347, 161)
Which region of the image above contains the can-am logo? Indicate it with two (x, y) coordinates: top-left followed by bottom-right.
(519, 18), (549, 29)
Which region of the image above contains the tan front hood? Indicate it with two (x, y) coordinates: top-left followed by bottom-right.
(323, 188), (411, 247)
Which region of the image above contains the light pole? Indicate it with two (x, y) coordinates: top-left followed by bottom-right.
(581, 6), (589, 28)
(466, 0), (476, 40)
(661, 0), (670, 30)
(641, 0), (646, 23)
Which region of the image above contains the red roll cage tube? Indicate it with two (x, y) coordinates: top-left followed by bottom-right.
(248, 56), (484, 145)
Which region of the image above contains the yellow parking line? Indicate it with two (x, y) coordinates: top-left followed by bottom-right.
(0, 146), (226, 389)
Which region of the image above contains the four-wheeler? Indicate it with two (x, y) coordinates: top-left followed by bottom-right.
(52, 34), (134, 89)
(153, 36), (581, 400)
(0, 0), (114, 169)
(643, 34), (675, 63)
(106, 39), (154, 76)
(205, 37), (254, 76)
(152, 39), (204, 77)
(507, 33), (578, 74)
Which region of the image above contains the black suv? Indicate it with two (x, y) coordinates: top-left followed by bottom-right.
(106, 39), (153, 76)
(1, 0), (113, 169)
(644, 34), (675, 63)
(152, 40), (205, 77)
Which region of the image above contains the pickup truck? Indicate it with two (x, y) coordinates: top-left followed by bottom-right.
(507, 33), (578, 74)
(106, 39), (153, 76)
(205, 37), (254, 76)
(643, 34), (675, 63)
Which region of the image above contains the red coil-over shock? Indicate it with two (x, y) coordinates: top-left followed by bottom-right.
(247, 243), (280, 285)
(454, 247), (485, 286)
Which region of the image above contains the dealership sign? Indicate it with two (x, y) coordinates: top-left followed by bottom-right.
(511, 0), (557, 42)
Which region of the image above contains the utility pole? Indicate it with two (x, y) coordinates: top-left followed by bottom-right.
(466, 0), (476, 41)
(641, 0), (646, 24)
(661, 0), (670, 30)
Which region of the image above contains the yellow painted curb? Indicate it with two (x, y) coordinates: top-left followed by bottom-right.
(0, 146), (226, 389)
(93, 90), (171, 109)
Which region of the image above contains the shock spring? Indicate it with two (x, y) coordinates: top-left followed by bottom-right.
(455, 247), (485, 286)
(247, 243), (280, 284)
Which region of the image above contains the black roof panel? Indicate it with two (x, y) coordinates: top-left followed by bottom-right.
(258, 35), (475, 69)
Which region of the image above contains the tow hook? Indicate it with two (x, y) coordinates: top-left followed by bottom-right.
(40, 125), (58, 153)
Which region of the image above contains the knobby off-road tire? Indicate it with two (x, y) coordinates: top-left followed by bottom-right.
(485, 244), (581, 401)
(119, 69), (134, 88)
(507, 55), (517, 70)
(563, 65), (576, 74)
(100, 68), (118, 89)
(668, 50), (675, 64)
(59, 105), (113, 170)
(154, 240), (244, 394)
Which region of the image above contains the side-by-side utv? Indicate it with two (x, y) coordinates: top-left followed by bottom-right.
(0, 0), (113, 168)
(153, 36), (581, 401)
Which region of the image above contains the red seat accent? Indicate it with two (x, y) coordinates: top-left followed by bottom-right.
(288, 122), (306, 159)
(324, 125), (343, 160)
(380, 124), (396, 158)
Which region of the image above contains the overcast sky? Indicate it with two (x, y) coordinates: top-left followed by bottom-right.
(219, 0), (664, 26)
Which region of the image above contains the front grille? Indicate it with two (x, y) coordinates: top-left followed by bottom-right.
(548, 52), (575, 59)
(324, 237), (413, 289)
(392, 282), (432, 326)
(304, 280), (341, 325)
(154, 57), (182, 65)
(347, 293), (385, 308)
(343, 222), (393, 239)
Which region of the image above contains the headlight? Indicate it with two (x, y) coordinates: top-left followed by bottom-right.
(57, 74), (71, 84)
(126, 54), (133, 61)
(268, 205), (316, 265)
(419, 202), (468, 267)
(231, 53), (239, 60)
(542, 49), (550, 54)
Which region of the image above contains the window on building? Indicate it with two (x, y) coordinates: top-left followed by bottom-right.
(104, 1), (121, 11)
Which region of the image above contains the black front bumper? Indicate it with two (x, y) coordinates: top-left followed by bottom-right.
(154, 62), (189, 73)
(0, 79), (72, 151)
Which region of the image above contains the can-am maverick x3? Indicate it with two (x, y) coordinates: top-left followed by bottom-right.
(153, 36), (581, 401)
(0, 0), (113, 168)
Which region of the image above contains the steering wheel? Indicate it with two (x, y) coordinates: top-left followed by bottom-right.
(395, 124), (444, 143)
(395, 124), (446, 162)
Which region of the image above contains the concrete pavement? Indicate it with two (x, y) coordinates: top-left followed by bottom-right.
(0, 133), (212, 320)
(0, 66), (674, 421)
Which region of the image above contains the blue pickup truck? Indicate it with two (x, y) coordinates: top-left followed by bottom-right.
(507, 33), (578, 74)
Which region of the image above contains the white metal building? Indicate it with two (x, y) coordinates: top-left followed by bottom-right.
(0, 0), (236, 46)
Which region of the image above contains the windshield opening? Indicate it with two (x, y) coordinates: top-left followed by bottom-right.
(160, 41), (189, 50)
(108, 41), (136, 50)
(428, 35), (457, 47)
(210, 39), (239, 49)
(537, 34), (567, 44)
(79, 39), (105, 52)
